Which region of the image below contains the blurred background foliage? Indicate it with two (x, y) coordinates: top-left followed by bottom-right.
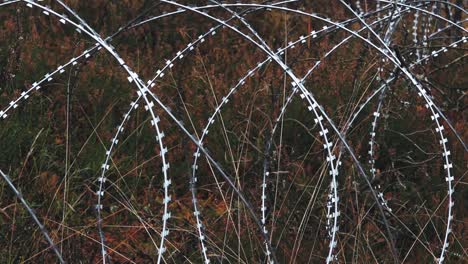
(0, 0), (466, 263)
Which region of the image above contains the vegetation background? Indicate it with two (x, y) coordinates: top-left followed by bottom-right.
(0, 0), (466, 263)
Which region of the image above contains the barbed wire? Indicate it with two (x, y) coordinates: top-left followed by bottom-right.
(0, 0), (465, 263)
